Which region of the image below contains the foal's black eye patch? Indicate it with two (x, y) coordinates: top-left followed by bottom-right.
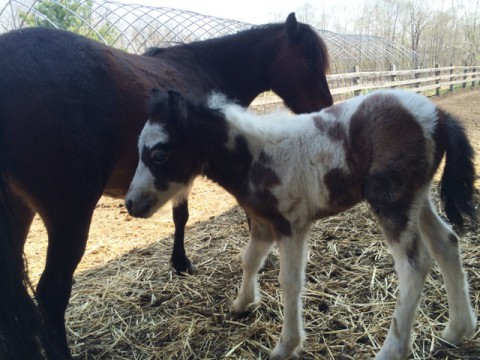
(141, 143), (173, 167)
(151, 149), (170, 165)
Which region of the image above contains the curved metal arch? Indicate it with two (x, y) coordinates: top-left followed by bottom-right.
(0, 0), (419, 71)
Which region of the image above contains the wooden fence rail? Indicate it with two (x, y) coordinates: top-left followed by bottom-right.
(329, 64), (478, 97)
(252, 65), (479, 108)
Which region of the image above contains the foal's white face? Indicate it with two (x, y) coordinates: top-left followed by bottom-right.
(125, 121), (188, 218)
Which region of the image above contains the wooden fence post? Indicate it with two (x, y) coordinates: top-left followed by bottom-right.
(462, 65), (468, 89)
(449, 63), (455, 93)
(472, 66), (477, 88)
(414, 66), (420, 89)
(435, 64), (441, 96)
(352, 66), (361, 96)
(390, 64), (397, 88)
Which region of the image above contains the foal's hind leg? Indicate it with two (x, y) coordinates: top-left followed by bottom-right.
(170, 184), (195, 274)
(36, 202), (96, 357)
(373, 205), (433, 360)
(419, 198), (476, 344)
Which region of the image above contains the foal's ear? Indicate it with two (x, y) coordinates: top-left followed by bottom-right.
(167, 90), (189, 133)
(285, 13), (300, 42)
(148, 88), (168, 120)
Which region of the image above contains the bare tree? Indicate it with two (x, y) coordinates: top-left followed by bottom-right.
(407, 0), (431, 55)
(293, 0), (480, 68)
(463, 0), (480, 64)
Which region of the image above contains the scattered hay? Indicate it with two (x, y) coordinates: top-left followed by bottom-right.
(25, 90), (480, 359)
(62, 188), (479, 360)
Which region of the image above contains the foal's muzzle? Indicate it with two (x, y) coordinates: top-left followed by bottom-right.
(125, 192), (156, 218)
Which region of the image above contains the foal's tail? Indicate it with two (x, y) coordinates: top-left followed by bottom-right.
(0, 148), (60, 358)
(440, 114), (477, 229)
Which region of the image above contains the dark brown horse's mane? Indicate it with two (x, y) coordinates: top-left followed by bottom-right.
(143, 47), (167, 56)
(142, 23), (284, 57)
(143, 21), (329, 72)
(297, 23), (330, 73)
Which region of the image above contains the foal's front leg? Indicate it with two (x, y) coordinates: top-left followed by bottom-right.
(171, 183), (195, 274)
(233, 220), (274, 312)
(270, 232), (308, 360)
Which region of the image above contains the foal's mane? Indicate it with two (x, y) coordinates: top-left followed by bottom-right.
(207, 93), (303, 140)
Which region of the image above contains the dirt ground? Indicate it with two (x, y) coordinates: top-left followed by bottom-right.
(24, 89), (480, 359)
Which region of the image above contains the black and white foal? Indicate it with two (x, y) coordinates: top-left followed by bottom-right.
(125, 89), (477, 360)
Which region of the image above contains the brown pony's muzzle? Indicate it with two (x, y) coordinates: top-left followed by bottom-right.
(318, 76), (334, 109)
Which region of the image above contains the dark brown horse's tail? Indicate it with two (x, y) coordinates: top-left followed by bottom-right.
(440, 114), (477, 230)
(0, 148), (62, 358)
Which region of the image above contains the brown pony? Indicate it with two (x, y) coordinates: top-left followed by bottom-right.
(0, 13), (332, 358)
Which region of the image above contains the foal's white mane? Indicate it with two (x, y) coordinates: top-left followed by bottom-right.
(208, 89), (440, 143)
(207, 92), (315, 147)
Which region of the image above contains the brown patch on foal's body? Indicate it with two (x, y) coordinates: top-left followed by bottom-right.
(313, 115), (348, 143)
(312, 94), (430, 240)
(246, 151), (292, 237)
(342, 94), (431, 242)
(250, 151), (280, 188)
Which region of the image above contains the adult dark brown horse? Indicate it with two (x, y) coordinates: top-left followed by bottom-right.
(0, 13), (332, 358)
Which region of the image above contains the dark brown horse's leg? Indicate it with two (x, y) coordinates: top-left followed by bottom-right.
(35, 205), (95, 358)
(10, 191), (35, 247)
(171, 199), (195, 274)
(0, 187), (56, 359)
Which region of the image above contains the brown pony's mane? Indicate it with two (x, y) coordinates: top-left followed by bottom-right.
(144, 21), (330, 73)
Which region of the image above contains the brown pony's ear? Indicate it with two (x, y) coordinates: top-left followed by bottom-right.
(285, 12), (300, 42)
(167, 90), (189, 133)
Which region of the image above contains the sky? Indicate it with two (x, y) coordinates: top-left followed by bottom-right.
(116, 0), (338, 24)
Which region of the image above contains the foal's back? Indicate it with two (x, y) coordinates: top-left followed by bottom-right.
(239, 90), (448, 220)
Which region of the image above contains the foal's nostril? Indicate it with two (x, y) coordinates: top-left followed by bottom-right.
(126, 199), (133, 211)
(142, 202), (151, 215)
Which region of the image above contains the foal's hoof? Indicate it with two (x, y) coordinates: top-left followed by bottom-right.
(270, 338), (302, 360)
(441, 318), (477, 345)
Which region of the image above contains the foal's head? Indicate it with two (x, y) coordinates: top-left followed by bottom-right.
(269, 13), (333, 113)
(125, 90), (225, 218)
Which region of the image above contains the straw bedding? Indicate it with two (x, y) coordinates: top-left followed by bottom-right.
(24, 90), (480, 359)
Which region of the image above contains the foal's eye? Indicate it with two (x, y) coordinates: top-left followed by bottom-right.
(151, 150), (170, 165)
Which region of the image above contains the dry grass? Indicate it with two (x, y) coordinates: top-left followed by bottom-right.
(24, 90), (480, 359)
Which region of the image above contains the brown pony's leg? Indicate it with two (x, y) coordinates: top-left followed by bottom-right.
(35, 201), (96, 358)
(10, 191), (35, 247)
(0, 184), (53, 359)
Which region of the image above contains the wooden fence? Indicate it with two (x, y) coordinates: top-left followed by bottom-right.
(252, 65), (479, 108)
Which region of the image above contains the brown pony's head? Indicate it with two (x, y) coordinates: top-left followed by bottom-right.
(269, 13), (333, 114)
